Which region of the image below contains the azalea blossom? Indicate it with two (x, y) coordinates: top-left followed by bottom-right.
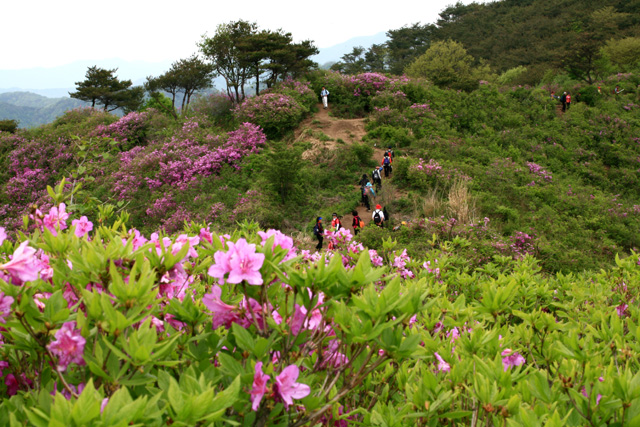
(0, 241), (40, 284)
(0, 292), (13, 323)
(48, 322), (86, 371)
(71, 216), (93, 238)
(227, 239), (265, 285)
(0, 227), (6, 246)
(251, 362), (270, 411)
(274, 365), (310, 408)
(434, 352), (451, 373)
(42, 203), (70, 236)
(202, 285), (239, 329)
(616, 303), (628, 318)
(501, 349), (525, 371)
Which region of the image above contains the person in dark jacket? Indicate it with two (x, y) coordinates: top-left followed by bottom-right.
(313, 217), (324, 250)
(359, 174), (370, 206)
(352, 210), (362, 235)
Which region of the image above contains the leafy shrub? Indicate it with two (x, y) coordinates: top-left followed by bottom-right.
(0, 120), (18, 134)
(233, 93), (306, 139)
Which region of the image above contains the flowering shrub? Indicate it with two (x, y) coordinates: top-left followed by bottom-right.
(233, 93), (306, 139)
(407, 158), (471, 189)
(268, 79), (318, 111)
(94, 111), (150, 149)
(0, 196), (638, 426)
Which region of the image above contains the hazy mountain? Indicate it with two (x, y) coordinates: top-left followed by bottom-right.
(313, 32), (388, 69)
(0, 92), (87, 128)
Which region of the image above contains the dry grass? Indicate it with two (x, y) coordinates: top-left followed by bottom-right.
(413, 187), (446, 218)
(447, 180), (477, 224)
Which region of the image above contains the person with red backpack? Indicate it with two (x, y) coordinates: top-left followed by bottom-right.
(352, 210), (363, 235)
(381, 153), (392, 177)
(331, 213), (342, 231)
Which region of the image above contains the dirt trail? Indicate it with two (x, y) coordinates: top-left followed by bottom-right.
(296, 104), (402, 231)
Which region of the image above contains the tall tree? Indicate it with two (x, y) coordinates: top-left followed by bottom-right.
(405, 40), (491, 91)
(386, 23), (434, 75)
(199, 20), (258, 102)
(262, 37), (318, 89)
(70, 66), (142, 112)
(146, 55), (215, 116)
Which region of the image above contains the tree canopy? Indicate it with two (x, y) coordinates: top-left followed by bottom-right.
(405, 40), (491, 91)
(145, 55), (215, 117)
(199, 21), (318, 102)
(69, 66), (143, 112)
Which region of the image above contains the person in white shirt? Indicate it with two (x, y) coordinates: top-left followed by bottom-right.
(320, 87), (330, 109)
(372, 204), (385, 227)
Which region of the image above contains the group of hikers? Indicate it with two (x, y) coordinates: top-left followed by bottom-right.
(551, 91), (572, 112)
(313, 148), (394, 250)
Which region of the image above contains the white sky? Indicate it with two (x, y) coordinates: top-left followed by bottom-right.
(1, 0), (467, 70)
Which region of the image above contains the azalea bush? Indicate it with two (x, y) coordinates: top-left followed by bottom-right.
(1, 188), (640, 426)
(233, 93), (306, 139)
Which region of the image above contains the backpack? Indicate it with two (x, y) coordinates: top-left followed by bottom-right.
(373, 169), (380, 179)
(383, 157), (390, 165)
(373, 210), (382, 224)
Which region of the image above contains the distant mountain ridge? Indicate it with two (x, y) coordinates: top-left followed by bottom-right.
(0, 92), (87, 128)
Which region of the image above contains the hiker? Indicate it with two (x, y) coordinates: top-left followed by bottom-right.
(363, 182), (375, 211)
(372, 167), (382, 189)
(320, 86), (330, 109)
(393, 221), (407, 232)
(566, 92), (572, 110)
(352, 210), (363, 235)
(313, 217), (324, 250)
(372, 204), (385, 227)
(615, 86), (624, 94)
(331, 213), (342, 231)
(560, 92), (567, 112)
(386, 147), (394, 173)
(381, 153), (392, 177)
(359, 174), (370, 206)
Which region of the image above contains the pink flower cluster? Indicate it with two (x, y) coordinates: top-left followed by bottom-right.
(47, 322), (86, 371)
(208, 238), (265, 285)
(526, 162), (553, 182)
(251, 363), (310, 410)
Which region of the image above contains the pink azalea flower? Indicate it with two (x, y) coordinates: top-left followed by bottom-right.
(501, 349), (525, 371)
(199, 227), (213, 244)
(227, 239), (265, 285)
(434, 352), (450, 373)
(0, 227), (6, 246)
(275, 365), (310, 408)
(202, 285), (239, 330)
(71, 216), (93, 238)
(251, 362), (270, 411)
(0, 292), (14, 323)
(616, 303), (628, 318)
(123, 229), (147, 250)
(43, 203), (70, 236)
(208, 245), (233, 284)
(0, 241), (40, 284)
(258, 229), (296, 260)
(48, 322), (86, 371)
(36, 251), (53, 281)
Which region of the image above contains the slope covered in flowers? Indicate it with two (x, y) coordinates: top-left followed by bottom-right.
(0, 200), (639, 426)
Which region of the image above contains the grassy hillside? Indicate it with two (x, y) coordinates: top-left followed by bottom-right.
(1, 71), (640, 273)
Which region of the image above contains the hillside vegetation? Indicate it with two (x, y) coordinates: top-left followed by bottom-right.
(1, 4), (640, 424)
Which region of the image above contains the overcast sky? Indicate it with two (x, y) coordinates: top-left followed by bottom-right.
(1, 0), (472, 70)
